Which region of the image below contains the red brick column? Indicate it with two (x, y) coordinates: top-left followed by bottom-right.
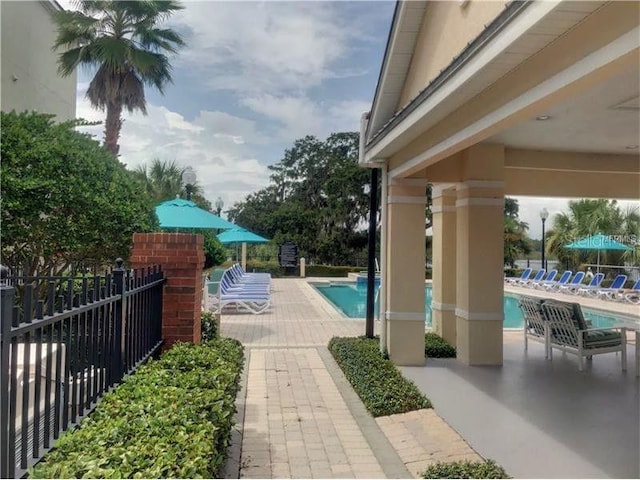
(130, 233), (205, 349)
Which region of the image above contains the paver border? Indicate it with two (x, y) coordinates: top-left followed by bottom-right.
(318, 347), (412, 479)
(222, 348), (251, 479)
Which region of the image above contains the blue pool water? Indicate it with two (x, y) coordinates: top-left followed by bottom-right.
(313, 283), (621, 329)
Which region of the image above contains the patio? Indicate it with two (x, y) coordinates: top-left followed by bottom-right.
(220, 277), (639, 478)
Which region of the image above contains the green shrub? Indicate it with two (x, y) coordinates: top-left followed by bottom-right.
(328, 336), (431, 417)
(30, 339), (244, 479)
(425, 333), (456, 358)
(421, 459), (510, 479)
(201, 310), (219, 341)
(305, 265), (362, 277)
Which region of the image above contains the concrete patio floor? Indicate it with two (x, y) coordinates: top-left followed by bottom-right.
(219, 277), (639, 479)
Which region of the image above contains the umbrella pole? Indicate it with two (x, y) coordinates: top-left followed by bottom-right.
(597, 250), (600, 274)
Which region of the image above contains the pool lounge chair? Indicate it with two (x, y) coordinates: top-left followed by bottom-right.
(545, 271), (584, 292)
(527, 270), (557, 289)
(533, 270), (571, 290)
(593, 274), (627, 300)
(230, 263), (271, 284)
(541, 301), (626, 371)
(518, 269), (545, 286)
(620, 279), (640, 304)
(560, 272), (604, 295)
(505, 268), (532, 285)
(218, 270), (271, 314)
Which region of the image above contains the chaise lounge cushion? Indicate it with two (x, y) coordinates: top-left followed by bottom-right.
(583, 330), (623, 349)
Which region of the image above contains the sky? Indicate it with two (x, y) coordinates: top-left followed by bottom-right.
(62, 0), (638, 240)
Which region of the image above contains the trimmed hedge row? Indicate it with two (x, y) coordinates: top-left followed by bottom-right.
(328, 336), (431, 417)
(31, 339), (244, 479)
(425, 332), (456, 358)
(421, 459), (510, 479)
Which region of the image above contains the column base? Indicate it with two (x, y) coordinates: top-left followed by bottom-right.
(431, 306), (456, 346)
(387, 319), (426, 366)
(456, 318), (503, 365)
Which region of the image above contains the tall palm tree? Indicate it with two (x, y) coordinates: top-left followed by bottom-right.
(547, 199), (639, 271)
(53, 0), (185, 155)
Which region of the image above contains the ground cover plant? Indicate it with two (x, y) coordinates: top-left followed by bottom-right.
(328, 336), (431, 417)
(421, 459), (510, 479)
(30, 339), (244, 479)
(425, 332), (456, 358)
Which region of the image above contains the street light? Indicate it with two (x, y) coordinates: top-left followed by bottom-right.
(540, 208), (549, 271)
(182, 167), (196, 200)
(215, 196), (224, 217)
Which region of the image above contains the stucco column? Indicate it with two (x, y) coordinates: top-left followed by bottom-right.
(431, 185), (457, 345)
(455, 144), (505, 365)
(385, 183), (427, 366)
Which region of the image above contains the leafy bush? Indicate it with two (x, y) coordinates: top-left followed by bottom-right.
(421, 459), (510, 479)
(328, 336), (431, 417)
(31, 339), (244, 479)
(306, 265), (362, 277)
(425, 333), (456, 358)
(201, 310), (219, 341)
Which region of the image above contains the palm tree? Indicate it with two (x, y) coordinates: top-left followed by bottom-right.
(547, 199), (639, 271)
(133, 159), (211, 210)
(53, 1), (185, 155)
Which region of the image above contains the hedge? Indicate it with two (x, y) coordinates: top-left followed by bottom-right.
(328, 336), (431, 417)
(425, 333), (456, 358)
(30, 339), (244, 479)
(421, 459), (510, 479)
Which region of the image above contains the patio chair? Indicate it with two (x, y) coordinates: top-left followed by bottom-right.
(532, 270), (571, 290)
(505, 268), (532, 285)
(541, 301), (627, 371)
(546, 271), (584, 292)
(518, 296), (550, 358)
(559, 272), (604, 295)
(592, 274), (627, 300)
(518, 269), (545, 286)
(527, 269), (557, 289)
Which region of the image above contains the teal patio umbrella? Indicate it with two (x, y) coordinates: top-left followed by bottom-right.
(155, 198), (237, 230)
(564, 233), (633, 273)
(217, 228), (269, 269)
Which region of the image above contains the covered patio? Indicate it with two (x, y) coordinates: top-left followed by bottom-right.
(360, 0), (640, 366)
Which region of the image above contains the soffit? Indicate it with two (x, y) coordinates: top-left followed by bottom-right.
(365, 1), (608, 156)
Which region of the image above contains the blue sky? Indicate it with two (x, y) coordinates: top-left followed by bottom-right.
(70, 0), (396, 215)
(65, 0), (637, 240)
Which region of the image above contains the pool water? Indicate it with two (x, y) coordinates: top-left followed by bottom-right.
(313, 283), (620, 329)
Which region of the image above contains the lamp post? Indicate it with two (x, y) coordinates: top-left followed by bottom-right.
(182, 167), (196, 201)
(215, 196), (224, 217)
(540, 208), (549, 271)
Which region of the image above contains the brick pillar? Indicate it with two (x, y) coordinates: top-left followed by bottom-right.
(130, 233), (205, 349)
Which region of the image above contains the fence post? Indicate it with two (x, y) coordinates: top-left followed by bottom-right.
(1, 266), (14, 478)
(112, 258), (126, 382)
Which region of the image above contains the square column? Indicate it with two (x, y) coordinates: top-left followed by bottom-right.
(455, 145), (505, 365)
(430, 185), (457, 345)
(385, 184), (427, 366)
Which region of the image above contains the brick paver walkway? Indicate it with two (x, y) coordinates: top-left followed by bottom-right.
(219, 278), (482, 479)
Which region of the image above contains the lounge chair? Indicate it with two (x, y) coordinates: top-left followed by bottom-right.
(519, 296), (550, 358)
(230, 263), (271, 284)
(527, 269), (557, 289)
(560, 272), (604, 295)
(518, 269), (545, 286)
(505, 268), (532, 285)
(541, 301), (626, 371)
(533, 270), (571, 290)
(218, 270), (271, 314)
(593, 274), (627, 300)
(546, 271), (584, 292)
(620, 279), (640, 304)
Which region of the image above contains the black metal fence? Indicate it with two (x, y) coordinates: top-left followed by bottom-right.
(0, 259), (165, 478)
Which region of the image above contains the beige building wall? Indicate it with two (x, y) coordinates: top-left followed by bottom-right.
(399, 0), (508, 108)
(1, 1), (77, 121)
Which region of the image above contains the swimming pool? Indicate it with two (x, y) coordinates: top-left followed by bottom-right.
(312, 283), (624, 329)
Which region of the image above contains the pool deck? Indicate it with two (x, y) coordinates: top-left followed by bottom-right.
(219, 277), (639, 479)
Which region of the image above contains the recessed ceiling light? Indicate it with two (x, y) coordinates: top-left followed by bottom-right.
(625, 145), (638, 149)
(536, 115), (551, 121)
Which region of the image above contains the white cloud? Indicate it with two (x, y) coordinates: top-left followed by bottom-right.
(173, 1), (363, 95)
